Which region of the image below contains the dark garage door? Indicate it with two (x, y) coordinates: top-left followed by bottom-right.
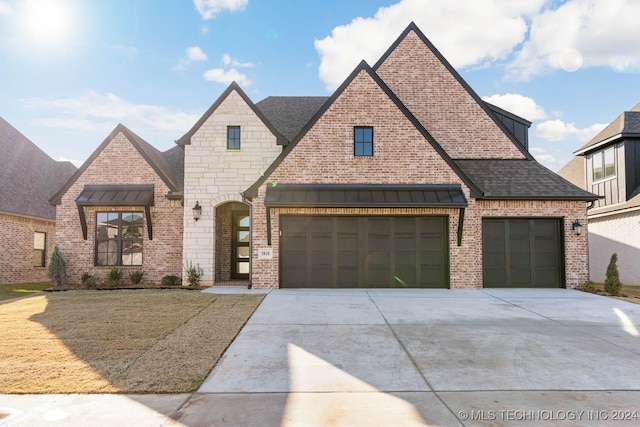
(280, 216), (448, 288)
(483, 218), (563, 288)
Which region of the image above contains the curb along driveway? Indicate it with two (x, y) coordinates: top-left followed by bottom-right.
(2, 288), (639, 426)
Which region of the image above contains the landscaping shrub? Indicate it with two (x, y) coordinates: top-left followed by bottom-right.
(161, 275), (180, 286)
(81, 273), (97, 289)
(580, 280), (597, 293)
(604, 253), (622, 295)
(184, 261), (204, 287)
(129, 270), (144, 285)
(106, 268), (122, 288)
(47, 244), (67, 287)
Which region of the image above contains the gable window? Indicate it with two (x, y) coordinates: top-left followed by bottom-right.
(95, 212), (143, 266)
(592, 146), (615, 181)
(33, 232), (46, 267)
(227, 126), (241, 150)
(354, 127), (373, 156)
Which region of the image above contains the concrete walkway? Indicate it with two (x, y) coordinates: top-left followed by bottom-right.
(2, 289), (640, 426)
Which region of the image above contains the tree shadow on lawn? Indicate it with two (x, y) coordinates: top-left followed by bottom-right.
(0, 289), (263, 394)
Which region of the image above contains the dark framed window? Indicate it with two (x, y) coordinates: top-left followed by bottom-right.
(95, 212), (143, 266)
(592, 146), (615, 181)
(33, 232), (46, 267)
(354, 127), (373, 156)
(227, 126), (241, 150)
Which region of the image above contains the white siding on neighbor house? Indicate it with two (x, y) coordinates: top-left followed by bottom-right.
(588, 210), (640, 285)
(182, 89), (282, 285)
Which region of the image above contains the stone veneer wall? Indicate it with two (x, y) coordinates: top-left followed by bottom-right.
(183, 89), (281, 286)
(0, 213), (55, 284)
(376, 30), (526, 159)
(54, 132), (183, 285)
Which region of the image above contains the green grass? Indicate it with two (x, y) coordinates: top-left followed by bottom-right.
(0, 282), (50, 301)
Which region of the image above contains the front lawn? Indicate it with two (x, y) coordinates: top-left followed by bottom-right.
(0, 282), (50, 301)
(0, 289), (263, 393)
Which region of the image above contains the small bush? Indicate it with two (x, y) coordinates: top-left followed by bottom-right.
(184, 261), (204, 287)
(129, 270), (144, 285)
(604, 253), (622, 295)
(81, 272), (97, 289)
(106, 268), (122, 288)
(579, 280), (597, 293)
(161, 275), (180, 286)
(47, 244), (67, 287)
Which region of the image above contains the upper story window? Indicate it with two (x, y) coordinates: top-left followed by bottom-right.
(592, 146), (615, 181)
(33, 232), (46, 267)
(96, 212), (143, 266)
(354, 127), (373, 156)
(227, 126), (241, 150)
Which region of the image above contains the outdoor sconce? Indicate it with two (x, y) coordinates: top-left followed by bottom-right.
(572, 219), (582, 236)
(193, 201), (202, 222)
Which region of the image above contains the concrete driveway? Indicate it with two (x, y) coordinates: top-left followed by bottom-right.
(2, 288), (639, 426)
(178, 288), (640, 426)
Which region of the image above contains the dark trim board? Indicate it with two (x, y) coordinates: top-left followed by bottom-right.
(279, 215), (449, 288)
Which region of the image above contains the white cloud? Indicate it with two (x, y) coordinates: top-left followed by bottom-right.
(529, 147), (564, 171)
(173, 46), (208, 71)
(508, 0), (640, 80)
(194, 0), (248, 20)
(482, 93), (547, 122)
(203, 68), (251, 86)
(187, 46), (208, 62)
(0, 1), (12, 16)
(23, 91), (199, 135)
(222, 53), (254, 68)
(314, 0), (545, 89)
(536, 119), (607, 142)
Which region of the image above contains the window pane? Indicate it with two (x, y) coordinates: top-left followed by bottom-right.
(354, 127), (373, 156)
(237, 262), (250, 274)
(34, 232), (45, 250)
(238, 215), (250, 227)
(33, 249), (45, 267)
(227, 126), (240, 149)
(592, 151), (603, 181)
(604, 147), (615, 177)
(238, 231), (250, 243)
(237, 246), (250, 259)
(122, 239), (142, 266)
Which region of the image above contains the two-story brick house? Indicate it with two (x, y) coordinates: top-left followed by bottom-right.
(559, 103), (640, 285)
(52, 23), (597, 288)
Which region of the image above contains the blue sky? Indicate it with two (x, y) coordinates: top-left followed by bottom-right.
(1, 0), (639, 171)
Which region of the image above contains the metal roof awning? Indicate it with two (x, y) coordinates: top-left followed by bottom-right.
(264, 184), (468, 208)
(75, 185), (154, 240)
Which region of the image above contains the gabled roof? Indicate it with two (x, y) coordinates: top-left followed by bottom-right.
(244, 60), (484, 199)
(455, 159), (600, 201)
(373, 22), (533, 160)
(557, 156), (585, 189)
(176, 81), (288, 146)
(0, 117), (76, 219)
(576, 102), (640, 154)
(256, 96), (328, 141)
(50, 124), (181, 205)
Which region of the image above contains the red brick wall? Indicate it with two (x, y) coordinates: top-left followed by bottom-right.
(54, 131), (183, 285)
(376, 30), (526, 160)
(0, 213), (55, 284)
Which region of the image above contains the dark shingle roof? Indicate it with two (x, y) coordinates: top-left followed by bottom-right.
(0, 117), (77, 219)
(163, 145), (184, 193)
(455, 159), (599, 200)
(255, 96), (329, 141)
(576, 102), (640, 153)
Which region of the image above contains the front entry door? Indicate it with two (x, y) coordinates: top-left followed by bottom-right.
(231, 210), (250, 279)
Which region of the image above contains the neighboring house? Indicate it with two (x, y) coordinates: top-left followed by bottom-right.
(52, 22), (597, 289)
(0, 117), (76, 284)
(559, 103), (640, 285)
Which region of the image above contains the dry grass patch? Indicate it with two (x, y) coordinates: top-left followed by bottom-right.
(0, 289), (263, 393)
(0, 282), (49, 301)
(578, 283), (640, 305)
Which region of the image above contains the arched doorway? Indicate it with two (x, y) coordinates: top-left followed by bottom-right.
(215, 201), (250, 282)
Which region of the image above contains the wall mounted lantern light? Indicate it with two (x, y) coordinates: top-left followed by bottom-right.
(572, 219), (582, 236)
(193, 201), (202, 222)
